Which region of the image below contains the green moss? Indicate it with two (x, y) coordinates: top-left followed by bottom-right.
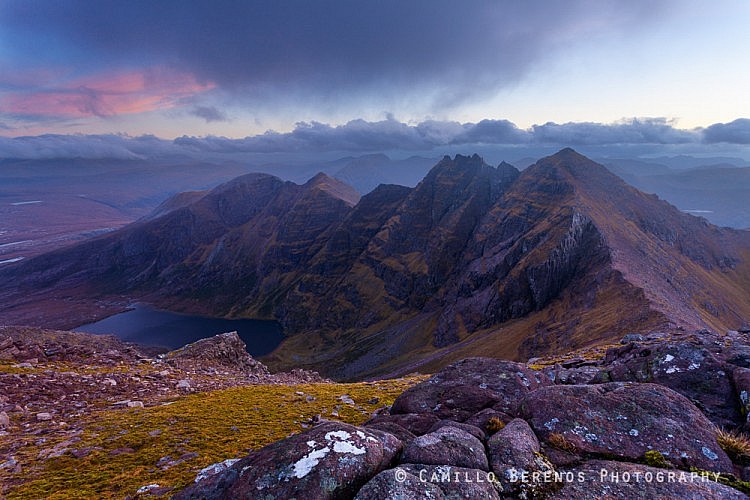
(1, 376), (424, 499)
(643, 450), (670, 468)
(689, 467), (750, 494)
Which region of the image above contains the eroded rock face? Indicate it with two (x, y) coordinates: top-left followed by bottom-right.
(600, 340), (740, 428)
(390, 357), (550, 419)
(551, 460), (746, 499)
(175, 423), (401, 499)
(165, 332), (269, 376)
(519, 383), (733, 473)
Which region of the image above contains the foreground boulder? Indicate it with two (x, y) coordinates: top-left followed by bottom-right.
(362, 464), (502, 499)
(401, 426), (489, 470)
(519, 382), (733, 473)
(600, 339), (740, 427)
(551, 460), (746, 499)
(175, 423), (401, 499)
(391, 358), (550, 420)
(488, 418), (556, 497)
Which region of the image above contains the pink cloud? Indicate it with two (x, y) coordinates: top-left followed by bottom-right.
(1, 67), (214, 119)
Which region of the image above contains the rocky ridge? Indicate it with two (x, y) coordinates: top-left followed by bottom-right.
(0, 327), (327, 470)
(178, 327), (750, 498)
(1, 150), (749, 380)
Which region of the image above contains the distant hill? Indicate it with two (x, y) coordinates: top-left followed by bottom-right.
(604, 159), (750, 228)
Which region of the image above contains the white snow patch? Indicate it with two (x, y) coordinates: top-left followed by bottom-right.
(665, 366), (681, 374)
(663, 354), (675, 363)
(688, 363), (700, 370)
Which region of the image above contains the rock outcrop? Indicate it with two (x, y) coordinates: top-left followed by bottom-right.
(180, 328), (750, 498)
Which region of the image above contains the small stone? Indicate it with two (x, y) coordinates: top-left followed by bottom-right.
(103, 378), (117, 387)
(36, 412), (53, 421)
(176, 380), (191, 390)
(338, 394), (355, 405)
(368, 397), (380, 405)
(620, 333), (645, 344)
(0, 411), (10, 428)
(149, 429), (163, 437)
(306, 395), (316, 403)
(127, 401), (144, 408)
(137, 484), (161, 494)
(0, 458), (19, 471)
(110, 447), (135, 456)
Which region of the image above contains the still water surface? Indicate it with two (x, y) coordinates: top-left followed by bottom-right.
(77, 303), (283, 356)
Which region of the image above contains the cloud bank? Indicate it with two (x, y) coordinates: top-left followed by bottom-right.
(1, 118), (747, 160)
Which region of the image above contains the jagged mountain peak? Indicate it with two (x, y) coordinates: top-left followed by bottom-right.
(527, 148), (619, 184)
(1, 150), (749, 380)
(303, 171), (361, 207)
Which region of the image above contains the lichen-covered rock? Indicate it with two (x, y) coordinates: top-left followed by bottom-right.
(175, 423), (401, 499)
(733, 367), (750, 429)
(354, 467), (445, 499)
(363, 413), (440, 436)
(398, 464), (502, 499)
(464, 408), (512, 436)
(391, 358), (550, 420)
(543, 364), (600, 385)
(361, 421), (416, 447)
(600, 340), (740, 427)
(519, 382), (733, 473)
(487, 418), (555, 496)
(400, 426), (489, 471)
(550, 460), (746, 499)
(427, 420), (486, 442)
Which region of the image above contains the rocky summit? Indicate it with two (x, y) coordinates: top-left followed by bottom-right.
(174, 327), (750, 498)
(1, 149), (749, 380)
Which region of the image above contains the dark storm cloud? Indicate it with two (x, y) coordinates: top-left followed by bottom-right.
(191, 106), (229, 123)
(532, 119), (698, 145)
(703, 119), (750, 144)
(454, 119), (530, 144)
(7, 118), (749, 160)
(173, 117), (700, 154)
(0, 134), (178, 160)
(0, 1), (666, 111)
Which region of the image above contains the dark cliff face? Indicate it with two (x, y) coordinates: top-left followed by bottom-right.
(1, 149), (750, 379)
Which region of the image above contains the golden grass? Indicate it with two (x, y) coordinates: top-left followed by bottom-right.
(0, 376), (425, 499)
(547, 433), (576, 453)
(716, 428), (750, 463)
(486, 417), (505, 435)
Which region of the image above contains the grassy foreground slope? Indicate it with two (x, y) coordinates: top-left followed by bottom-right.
(0, 372), (423, 499)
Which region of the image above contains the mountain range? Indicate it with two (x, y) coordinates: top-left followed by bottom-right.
(0, 148), (748, 379)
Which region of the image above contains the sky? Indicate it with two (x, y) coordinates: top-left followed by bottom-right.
(1, 1), (750, 159)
